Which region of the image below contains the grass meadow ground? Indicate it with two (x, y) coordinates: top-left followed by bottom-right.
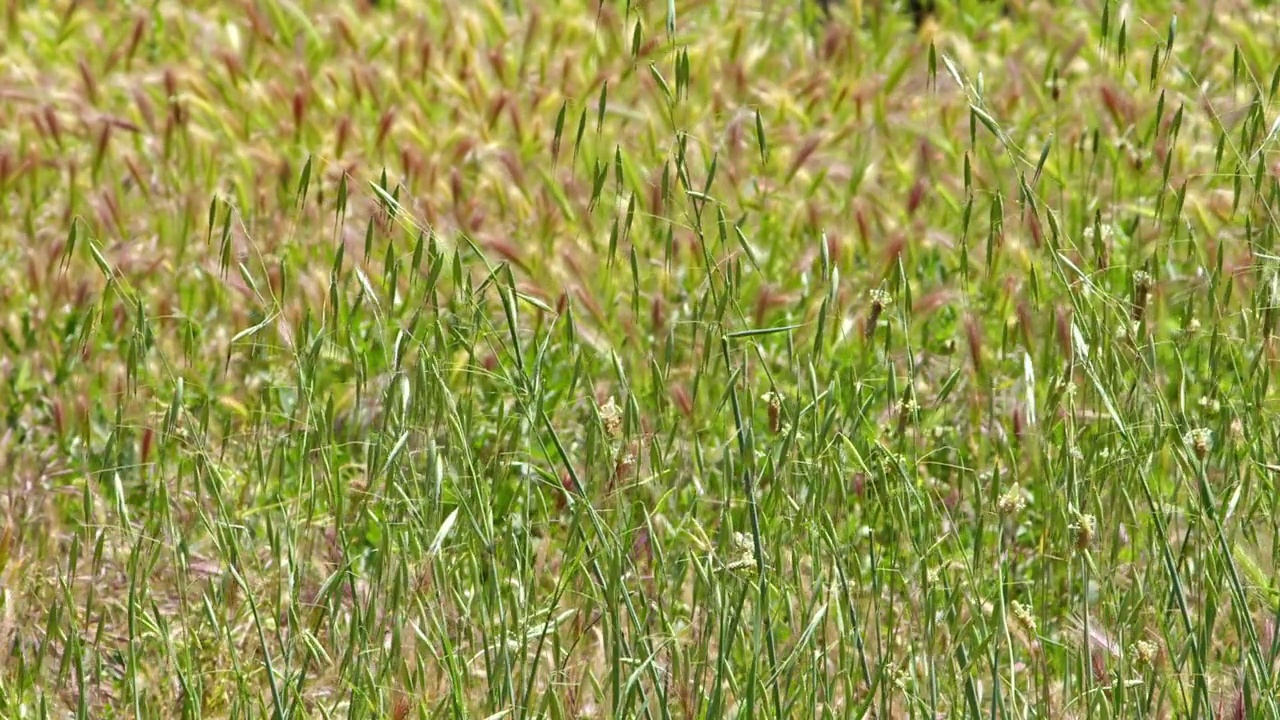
(2, 0), (1280, 717)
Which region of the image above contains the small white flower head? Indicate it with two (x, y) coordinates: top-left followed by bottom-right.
(1132, 270), (1153, 293)
(1071, 510), (1097, 551)
(722, 531), (760, 573)
(614, 448), (636, 478)
(1083, 222), (1113, 243)
(1131, 271), (1153, 320)
(997, 482), (1027, 516)
(864, 286), (893, 340)
(1114, 320), (1141, 339)
(868, 287), (893, 310)
(883, 660), (910, 692)
(1197, 395), (1221, 414)
(599, 397), (622, 438)
(762, 390), (784, 433)
(1131, 639), (1159, 668)
(1183, 427), (1212, 460)
(1010, 600), (1038, 636)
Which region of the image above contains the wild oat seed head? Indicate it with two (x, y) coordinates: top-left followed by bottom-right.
(1183, 427), (1212, 460)
(997, 482), (1026, 516)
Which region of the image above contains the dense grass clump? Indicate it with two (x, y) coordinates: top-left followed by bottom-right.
(2, 0), (1280, 717)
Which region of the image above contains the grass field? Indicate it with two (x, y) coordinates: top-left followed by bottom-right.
(3, 0), (1280, 717)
